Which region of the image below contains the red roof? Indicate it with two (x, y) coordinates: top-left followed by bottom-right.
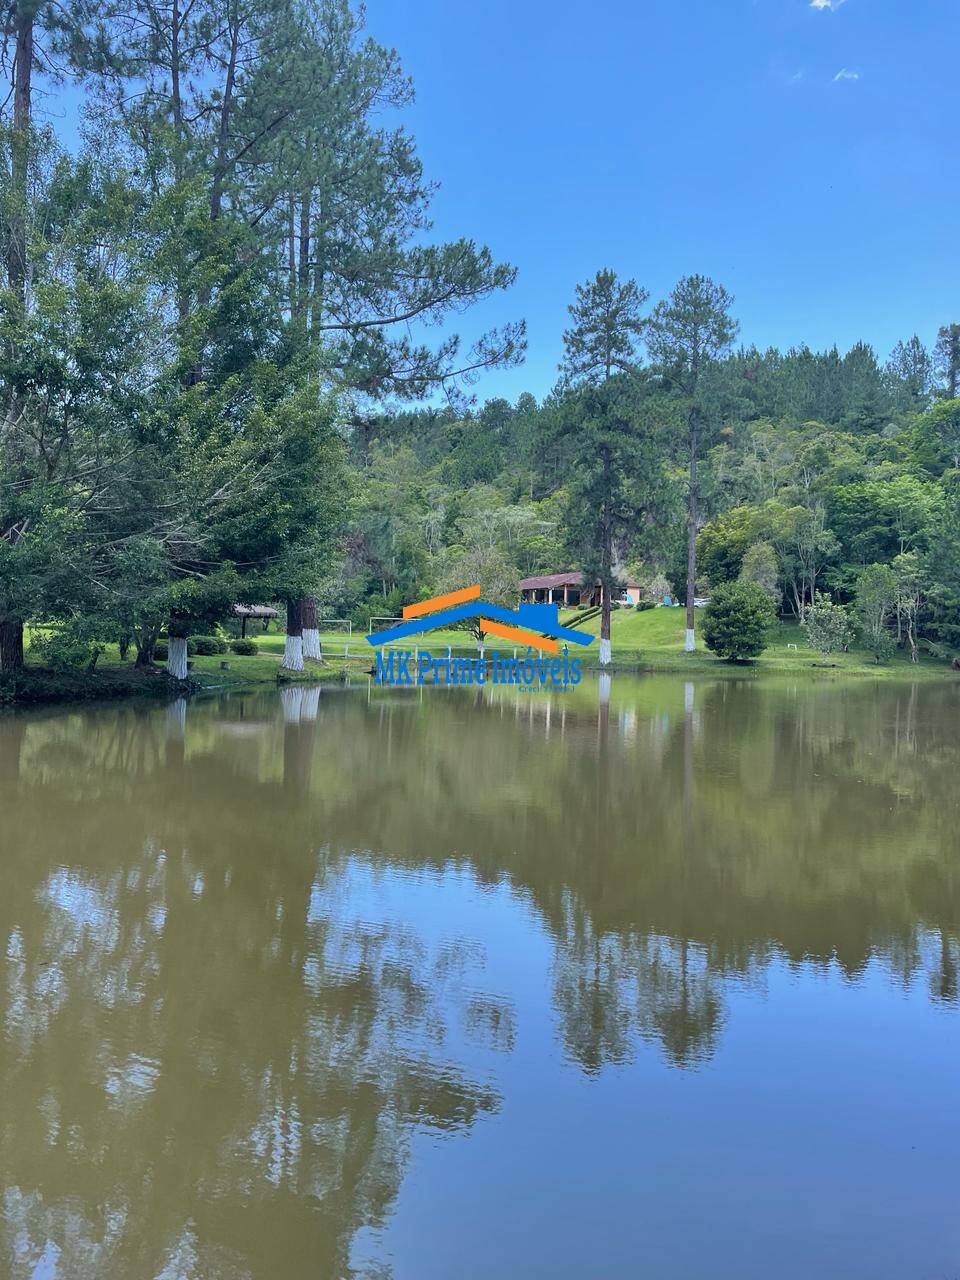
(519, 572), (640, 590)
(519, 572), (584, 589)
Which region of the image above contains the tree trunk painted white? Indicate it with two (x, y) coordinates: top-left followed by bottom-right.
(280, 685), (304, 722)
(685, 410), (699, 653)
(303, 628), (321, 660)
(283, 634), (304, 671)
(167, 636), (189, 680)
(599, 637), (612, 666)
(166, 697), (187, 737)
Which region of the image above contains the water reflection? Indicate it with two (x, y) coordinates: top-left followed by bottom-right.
(1, 675), (959, 1277)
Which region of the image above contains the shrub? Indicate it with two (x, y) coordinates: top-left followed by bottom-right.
(635, 600), (656, 612)
(802, 593), (854, 655)
(231, 638), (259, 655)
(191, 634), (228, 655)
(702, 581), (776, 661)
(29, 631), (102, 673)
(854, 563), (898, 664)
(154, 638), (198, 662)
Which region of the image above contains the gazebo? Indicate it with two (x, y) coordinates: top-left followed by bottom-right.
(233, 604), (280, 638)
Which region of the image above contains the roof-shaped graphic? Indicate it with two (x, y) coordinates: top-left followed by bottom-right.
(366, 585), (593, 655)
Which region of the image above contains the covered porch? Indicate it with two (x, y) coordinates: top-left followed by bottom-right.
(518, 572), (589, 607)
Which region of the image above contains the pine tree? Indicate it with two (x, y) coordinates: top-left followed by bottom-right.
(558, 270), (649, 662)
(559, 269), (648, 387)
(647, 276), (738, 651)
(935, 324), (960, 399)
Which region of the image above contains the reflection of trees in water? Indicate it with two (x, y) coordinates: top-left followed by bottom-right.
(552, 900), (723, 1072)
(2, 676), (959, 1265)
(0, 697), (504, 1279)
(313, 678), (960, 1065)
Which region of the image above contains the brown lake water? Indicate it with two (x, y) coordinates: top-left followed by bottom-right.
(1, 676), (959, 1279)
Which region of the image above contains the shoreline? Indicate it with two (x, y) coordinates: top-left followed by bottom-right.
(3, 645), (957, 710)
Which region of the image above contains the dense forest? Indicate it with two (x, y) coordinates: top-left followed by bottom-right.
(0, 0), (958, 686)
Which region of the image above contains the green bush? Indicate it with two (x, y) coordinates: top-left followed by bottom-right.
(702, 581), (776, 661)
(153, 638), (197, 661)
(29, 631), (101, 673)
(191, 634), (228, 655)
(802, 593), (854, 655)
(635, 600), (656, 612)
(231, 638), (259, 655)
(1, 670), (170, 705)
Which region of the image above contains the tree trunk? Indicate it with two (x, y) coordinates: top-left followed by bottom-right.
(301, 595), (321, 661)
(685, 411), (698, 652)
(135, 627), (158, 667)
(166, 615), (190, 681)
(7, 4), (33, 299)
(599, 448), (612, 666)
(298, 189), (311, 327)
(1, 7), (33, 582)
(283, 597), (304, 671)
(599, 590), (612, 666)
(0, 618), (25, 674)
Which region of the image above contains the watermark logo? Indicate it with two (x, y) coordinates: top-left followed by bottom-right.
(366, 585), (593, 688)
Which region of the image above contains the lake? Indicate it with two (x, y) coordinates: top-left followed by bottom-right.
(1, 676), (958, 1279)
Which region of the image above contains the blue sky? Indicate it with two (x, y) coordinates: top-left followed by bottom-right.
(362, 0), (960, 402)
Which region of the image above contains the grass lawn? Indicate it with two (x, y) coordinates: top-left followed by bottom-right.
(13, 629), (371, 702)
(344, 607), (954, 679)
(14, 607), (956, 704)
(213, 610), (960, 680)
(554, 606), (955, 677)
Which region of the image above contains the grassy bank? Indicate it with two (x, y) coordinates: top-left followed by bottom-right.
(5, 607), (956, 707)
(4, 637), (371, 706)
(320, 608), (957, 681)
(554, 608), (956, 679)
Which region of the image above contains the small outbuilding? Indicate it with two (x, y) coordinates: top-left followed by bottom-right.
(233, 604), (280, 638)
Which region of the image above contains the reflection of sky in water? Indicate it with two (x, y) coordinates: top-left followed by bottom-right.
(0, 680), (958, 1279)
(40, 869), (117, 940)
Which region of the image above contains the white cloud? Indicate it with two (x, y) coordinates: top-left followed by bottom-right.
(833, 67), (860, 81)
(811, 0), (847, 10)
(788, 68), (805, 84)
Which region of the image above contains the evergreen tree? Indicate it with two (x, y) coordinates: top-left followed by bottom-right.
(647, 275), (738, 651)
(552, 375), (663, 666)
(559, 269), (648, 387)
(934, 323), (960, 399)
(886, 335), (933, 412)
(558, 269), (650, 662)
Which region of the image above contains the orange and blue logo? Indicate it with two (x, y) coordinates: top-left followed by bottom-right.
(366, 585), (593, 687)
